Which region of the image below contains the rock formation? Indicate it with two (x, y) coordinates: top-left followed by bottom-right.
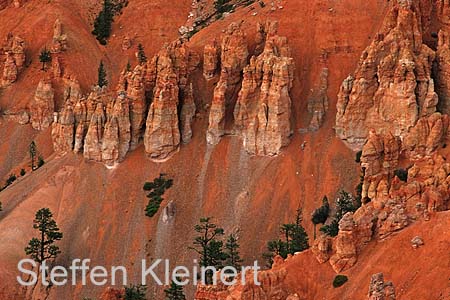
(1, 35), (25, 86)
(435, 30), (450, 114)
(126, 65), (147, 150)
(307, 65), (328, 131)
(144, 40), (198, 160)
(203, 39), (220, 80)
(51, 105), (75, 155)
(51, 18), (67, 53)
(403, 112), (450, 158)
(30, 77), (55, 130)
(144, 69), (180, 160)
(83, 102), (106, 161)
(195, 268), (289, 300)
(206, 22), (248, 145)
(336, 0), (438, 148)
(329, 212), (357, 272)
(368, 273), (396, 300)
(101, 94), (131, 166)
(180, 83), (196, 143)
(233, 23), (294, 155)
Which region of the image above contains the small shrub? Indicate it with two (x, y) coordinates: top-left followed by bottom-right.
(124, 284), (146, 300)
(355, 150), (362, 163)
(6, 174), (17, 186)
(37, 157), (45, 168)
(333, 275), (348, 288)
(394, 168), (408, 182)
(20, 169), (26, 176)
(258, 1), (265, 8)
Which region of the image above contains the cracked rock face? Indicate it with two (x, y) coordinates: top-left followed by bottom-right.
(368, 273), (396, 300)
(30, 77), (55, 130)
(336, 0), (437, 148)
(233, 23), (294, 155)
(206, 22), (248, 145)
(1, 35), (25, 87)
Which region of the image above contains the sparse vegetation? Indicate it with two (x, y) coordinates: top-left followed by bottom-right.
(320, 190), (357, 237)
(92, 0), (129, 45)
(20, 168), (26, 176)
(92, 0), (114, 45)
(30, 141), (37, 171)
(190, 217), (226, 284)
(37, 156), (45, 168)
(264, 209), (309, 266)
(98, 60), (108, 88)
(39, 47), (52, 71)
(143, 174), (173, 217)
(224, 233), (243, 270)
(333, 275), (348, 288)
(25, 208), (63, 264)
(355, 150), (362, 163)
(394, 168), (408, 182)
(124, 284), (146, 300)
(214, 0), (233, 14)
(137, 44), (147, 65)
(311, 196), (330, 239)
(164, 280), (186, 300)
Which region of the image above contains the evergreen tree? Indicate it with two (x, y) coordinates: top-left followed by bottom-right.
(190, 217), (226, 284)
(37, 156), (45, 168)
(320, 190), (356, 238)
(143, 174), (173, 218)
(164, 280), (186, 300)
(311, 196), (330, 239)
(124, 284), (146, 300)
(98, 60), (108, 87)
(92, 0), (114, 45)
(262, 239), (286, 267)
(30, 141), (37, 171)
(224, 234), (243, 269)
(137, 44), (147, 64)
(39, 47), (52, 71)
(335, 190), (355, 220)
(319, 219), (339, 237)
(264, 209), (309, 266)
(20, 168), (26, 176)
(25, 208), (63, 264)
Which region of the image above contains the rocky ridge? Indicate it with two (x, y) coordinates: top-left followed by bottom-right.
(335, 0), (438, 148)
(1, 33), (25, 87)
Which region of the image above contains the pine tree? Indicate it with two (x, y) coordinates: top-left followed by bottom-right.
(224, 234), (243, 269)
(335, 190), (355, 220)
(124, 284), (146, 300)
(92, 0), (114, 45)
(25, 208), (63, 264)
(137, 44), (147, 65)
(311, 196), (330, 239)
(264, 209), (309, 266)
(98, 60), (108, 87)
(39, 47), (52, 71)
(164, 280), (186, 300)
(30, 141), (37, 171)
(190, 217), (226, 284)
